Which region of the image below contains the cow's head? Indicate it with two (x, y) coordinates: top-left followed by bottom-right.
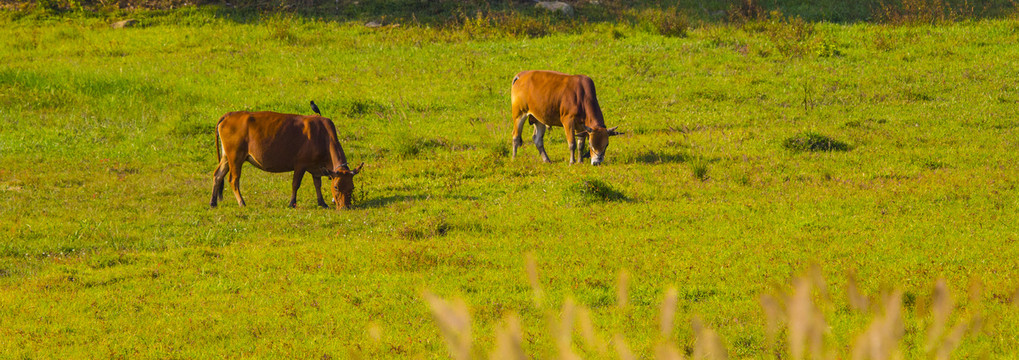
(325, 162), (363, 209)
(583, 126), (623, 165)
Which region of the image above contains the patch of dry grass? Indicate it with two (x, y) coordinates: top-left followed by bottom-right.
(420, 258), (995, 359)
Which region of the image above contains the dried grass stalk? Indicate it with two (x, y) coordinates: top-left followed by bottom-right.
(926, 278), (952, 354)
(692, 317), (728, 360)
(525, 253), (543, 308)
(934, 321), (968, 360)
(490, 313), (526, 360)
(424, 291), (472, 360)
(655, 342), (685, 360)
(852, 290), (904, 360)
(617, 270), (630, 310)
(613, 334), (636, 360)
(847, 269), (869, 312)
(555, 298), (580, 360)
(660, 287), (679, 338)
(367, 322), (382, 343)
(760, 293), (784, 355)
(577, 306), (607, 355)
(788, 277), (825, 360)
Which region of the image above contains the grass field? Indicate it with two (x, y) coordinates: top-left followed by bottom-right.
(1, 4), (1019, 358)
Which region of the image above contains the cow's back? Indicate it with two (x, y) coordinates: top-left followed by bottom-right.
(218, 111), (334, 173)
(511, 70), (603, 128)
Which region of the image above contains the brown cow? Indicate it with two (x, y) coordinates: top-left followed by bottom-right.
(511, 70), (622, 165)
(210, 111), (363, 209)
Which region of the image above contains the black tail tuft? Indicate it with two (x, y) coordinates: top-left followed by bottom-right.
(512, 76), (519, 85)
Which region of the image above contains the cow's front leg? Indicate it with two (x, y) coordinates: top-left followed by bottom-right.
(289, 169), (305, 208)
(576, 134), (589, 160)
(533, 122), (552, 163)
(312, 175), (329, 208)
(564, 126), (578, 164)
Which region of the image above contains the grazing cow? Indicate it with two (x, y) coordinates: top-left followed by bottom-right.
(210, 111), (363, 210)
(511, 70), (622, 165)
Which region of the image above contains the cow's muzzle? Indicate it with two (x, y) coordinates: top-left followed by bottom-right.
(591, 155), (604, 166)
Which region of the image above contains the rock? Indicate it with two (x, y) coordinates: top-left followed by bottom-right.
(365, 21), (381, 28)
(535, 1), (574, 17)
(111, 19), (137, 29)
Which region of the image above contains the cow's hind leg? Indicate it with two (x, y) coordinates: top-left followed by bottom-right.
(210, 160), (229, 207)
(226, 155), (246, 206)
(289, 169), (305, 208)
(511, 113), (528, 160)
(312, 175), (329, 208)
(533, 122), (552, 163)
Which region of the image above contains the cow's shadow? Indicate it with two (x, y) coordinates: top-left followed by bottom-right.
(357, 194), (478, 209)
(624, 150), (691, 164)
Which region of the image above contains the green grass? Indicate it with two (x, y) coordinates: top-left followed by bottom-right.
(2, 6), (1019, 358)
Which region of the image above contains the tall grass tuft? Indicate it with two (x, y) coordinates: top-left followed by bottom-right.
(691, 159), (710, 181)
(783, 132), (851, 152)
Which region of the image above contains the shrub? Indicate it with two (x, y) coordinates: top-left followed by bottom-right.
(873, 0), (974, 25)
(783, 132), (851, 152)
(569, 178), (628, 203)
(728, 0), (767, 22)
(639, 7), (689, 37)
(344, 99), (391, 118)
(398, 216), (449, 240)
(691, 159), (710, 181)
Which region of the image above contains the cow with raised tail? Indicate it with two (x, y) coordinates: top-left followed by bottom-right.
(510, 70), (622, 165)
(210, 111), (363, 209)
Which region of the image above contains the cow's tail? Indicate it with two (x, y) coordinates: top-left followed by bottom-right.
(214, 115), (225, 163)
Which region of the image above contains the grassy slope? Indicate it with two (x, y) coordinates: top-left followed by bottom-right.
(1, 8), (1018, 358)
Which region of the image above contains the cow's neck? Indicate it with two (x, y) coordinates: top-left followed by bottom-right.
(581, 102), (606, 129)
(329, 140), (350, 171)
(581, 116), (606, 129)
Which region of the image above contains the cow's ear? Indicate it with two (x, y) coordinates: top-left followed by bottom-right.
(607, 126), (623, 136)
(322, 167), (337, 179)
(352, 162), (364, 175)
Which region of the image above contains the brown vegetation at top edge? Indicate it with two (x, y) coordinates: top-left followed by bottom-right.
(9, 0), (1019, 25)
